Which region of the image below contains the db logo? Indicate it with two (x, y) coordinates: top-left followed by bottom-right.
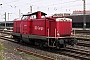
(35, 26), (44, 30)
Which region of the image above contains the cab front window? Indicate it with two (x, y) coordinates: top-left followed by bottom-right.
(22, 16), (28, 20)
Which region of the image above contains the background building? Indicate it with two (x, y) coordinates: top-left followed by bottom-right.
(53, 10), (90, 28)
(72, 10), (90, 15)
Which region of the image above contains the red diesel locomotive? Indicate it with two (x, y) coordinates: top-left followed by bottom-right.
(12, 11), (77, 48)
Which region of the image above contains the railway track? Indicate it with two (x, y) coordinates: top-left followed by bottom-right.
(74, 30), (90, 34)
(77, 42), (90, 47)
(0, 35), (90, 60)
(16, 48), (55, 60)
(0, 27), (13, 30)
(15, 46), (90, 60)
(0, 29), (12, 35)
(0, 36), (56, 60)
(0, 29), (90, 60)
(76, 37), (90, 41)
(58, 47), (90, 60)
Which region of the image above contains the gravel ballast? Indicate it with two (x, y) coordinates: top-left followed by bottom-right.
(0, 39), (80, 60)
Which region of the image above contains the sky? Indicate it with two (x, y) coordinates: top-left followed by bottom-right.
(0, 0), (89, 21)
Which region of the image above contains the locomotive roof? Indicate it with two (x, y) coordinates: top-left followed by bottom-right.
(23, 11), (47, 16)
(56, 18), (72, 21)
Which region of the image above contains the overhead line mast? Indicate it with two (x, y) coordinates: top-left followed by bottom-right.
(82, 0), (86, 30)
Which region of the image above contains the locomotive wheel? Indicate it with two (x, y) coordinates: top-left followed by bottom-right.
(13, 35), (22, 43)
(60, 44), (66, 48)
(29, 39), (35, 45)
(14, 37), (20, 42)
(57, 44), (66, 49)
(40, 43), (44, 49)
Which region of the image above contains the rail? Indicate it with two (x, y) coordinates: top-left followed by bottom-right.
(16, 48), (55, 60)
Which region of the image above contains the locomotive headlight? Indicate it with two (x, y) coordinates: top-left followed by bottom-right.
(71, 30), (73, 36)
(57, 33), (60, 36)
(57, 31), (60, 36)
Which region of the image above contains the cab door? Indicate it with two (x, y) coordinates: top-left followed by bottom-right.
(46, 19), (56, 37)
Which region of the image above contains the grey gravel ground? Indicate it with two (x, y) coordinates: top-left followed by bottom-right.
(0, 39), (44, 60)
(0, 38), (80, 60)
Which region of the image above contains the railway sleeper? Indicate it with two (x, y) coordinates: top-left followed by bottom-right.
(60, 51), (90, 60)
